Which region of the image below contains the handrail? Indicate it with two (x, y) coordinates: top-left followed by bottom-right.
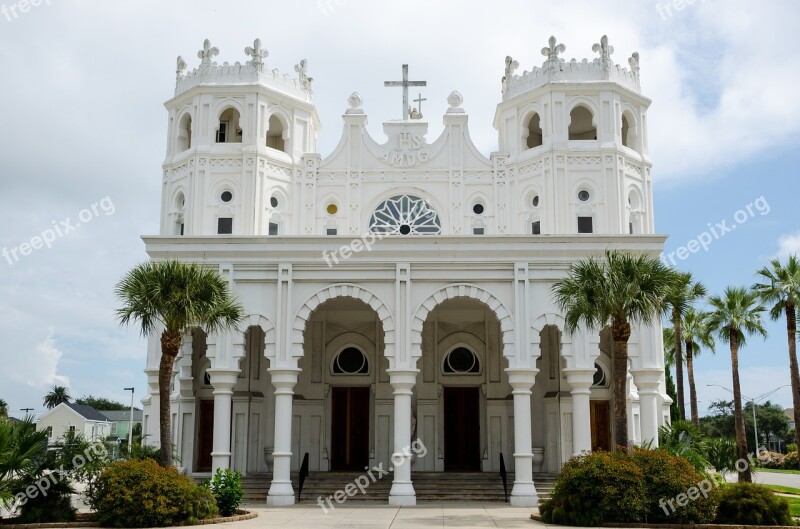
(297, 452), (310, 500)
(500, 453), (509, 503)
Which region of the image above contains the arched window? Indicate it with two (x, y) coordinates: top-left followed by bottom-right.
(443, 347), (480, 374)
(621, 114), (631, 147)
(332, 347), (369, 374)
(369, 195), (441, 235)
(216, 108), (242, 143)
(267, 115), (285, 152)
(592, 363), (608, 388)
(174, 192), (186, 236)
(526, 113), (543, 149)
(568, 106), (597, 141)
(177, 114), (192, 151)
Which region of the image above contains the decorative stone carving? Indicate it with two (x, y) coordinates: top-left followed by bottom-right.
(628, 52), (641, 79)
(245, 38), (269, 72)
(592, 35), (615, 76)
(176, 56), (187, 80)
(447, 90), (464, 113)
(541, 36), (566, 74)
(346, 91), (364, 114)
(294, 59), (313, 92)
(502, 56), (519, 94)
(197, 39), (219, 70)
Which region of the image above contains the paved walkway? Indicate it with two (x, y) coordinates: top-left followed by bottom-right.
(187, 504), (538, 528)
(754, 470), (800, 488)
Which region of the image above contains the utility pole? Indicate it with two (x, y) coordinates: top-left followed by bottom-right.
(124, 387), (135, 454)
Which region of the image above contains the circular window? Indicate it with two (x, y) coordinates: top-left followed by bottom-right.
(472, 203), (485, 215)
(592, 363), (607, 387)
(333, 347), (369, 374)
(220, 191), (233, 203)
(369, 195), (441, 236)
(532, 195), (540, 208)
(444, 347), (480, 374)
(578, 190), (591, 202)
(270, 196), (279, 208)
(326, 203), (338, 215)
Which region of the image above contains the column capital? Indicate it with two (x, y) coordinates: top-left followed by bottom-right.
(207, 369), (239, 393)
(268, 367), (301, 390)
(505, 368), (538, 389)
(387, 369), (418, 391)
(564, 368), (595, 391)
(630, 368), (662, 392)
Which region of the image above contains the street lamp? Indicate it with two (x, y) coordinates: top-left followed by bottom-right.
(123, 387), (135, 454)
(707, 383), (790, 455)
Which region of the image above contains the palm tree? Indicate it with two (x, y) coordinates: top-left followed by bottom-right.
(43, 385), (71, 409)
(552, 250), (674, 448)
(664, 309), (715, 426)
(706, 287), (767, 483)
(754, 255), (800, 469)
(664, 272), (707, 421)
(115, 260), (244, 467)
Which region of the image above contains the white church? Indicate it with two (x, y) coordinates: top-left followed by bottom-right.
(140, 35), (671, 507)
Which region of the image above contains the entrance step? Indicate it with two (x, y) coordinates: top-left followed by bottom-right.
(237, 472), (557, 505)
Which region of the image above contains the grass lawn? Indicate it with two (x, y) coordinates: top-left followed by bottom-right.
(759, 468), (800, 475)
(760, 484), (800, 496)
(783, 496), (800, 517)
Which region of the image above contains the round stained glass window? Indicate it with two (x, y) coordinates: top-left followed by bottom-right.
(444, 347), (480, 374)
(270, 196), (279, 208)
(326, 203), (338, 215)
(369, 195), (441, 235)
(221, 191), (233, 203)
(578, 190), (591, 202)
(472, 203), (484, 215)
(333, 347), (368, 374)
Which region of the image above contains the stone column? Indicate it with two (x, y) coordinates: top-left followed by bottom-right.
(267, 368), (300, 506)
(388, 369), (418, 506)
(506, 368), (538, 507)
(564, 368), (595, 456)
(631, 369), (662, 447)
(209, 369), (239, 473)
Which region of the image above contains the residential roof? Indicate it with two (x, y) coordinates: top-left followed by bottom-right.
(100, 410), (143, 422)
(64, 402), (111, 422)
(785, 408), (795, 421)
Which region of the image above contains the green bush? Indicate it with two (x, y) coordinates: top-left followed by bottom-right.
(627, 448), (719, 523)
(16, 479), (76, 523)
(205, 468), (244, 517)
(93, 458), (218, 527)
(704, 437), (739, 475)
(540, 451), (647, 526)
(714, 482), (794, 526)
(784, 451), (798, 470)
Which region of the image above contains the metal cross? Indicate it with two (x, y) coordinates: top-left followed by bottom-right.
(413, 93), (426, 117)
(384, 64), (427, 121)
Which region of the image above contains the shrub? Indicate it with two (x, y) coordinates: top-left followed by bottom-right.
(761, 451), (786, 469)
(714, 482), (794, 526)
(540, 451), (647, 526)
(704, 437), (739, 476)
(93, 458), (217, 527)
(16, 479), (76, 523)
(205, 468), (244, 517)
(784, 451), (798, 470)
(627, 448), (719, 524)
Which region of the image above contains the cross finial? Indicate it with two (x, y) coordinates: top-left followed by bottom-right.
(245, 38), (269, 71)
(502, 56), (519, 94)
(541, 36), (566, 74)
(176, 55), (187, 80)
(295, 59), (313, 92)
(197, 39), (219, 68)
(592, 35), (615, 75)
(384, 64), (427, 121)
(412, 93), (426, 119)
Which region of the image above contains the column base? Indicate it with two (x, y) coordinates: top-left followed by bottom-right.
(266, 493), (295, 506)
(510, 481), (539, 507)
(388, 494), (417, 506)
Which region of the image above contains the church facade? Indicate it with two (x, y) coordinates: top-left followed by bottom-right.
(140, 36), (671, 507)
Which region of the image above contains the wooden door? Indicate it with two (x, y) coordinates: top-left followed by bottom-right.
(590, 400), (612, 451)
(197, 400), (214, 472)
(444, 387), (481, 471)
(331, 387), (370, 471)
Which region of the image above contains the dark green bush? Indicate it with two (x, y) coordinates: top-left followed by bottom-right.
(784, 451), (798, 470)
(16, 478), (77, 523)
(714, 482), (794, 526)
(627, 448), (719, 523)
(205, 468), (244, 517)
(93, 458), (218, 527)
(540, 451), (647, 526)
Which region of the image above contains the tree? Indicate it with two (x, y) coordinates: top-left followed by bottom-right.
(754, 255), (800, 469)
(706, 287), (767, 483)
(115, 260), (244, 467)
(552, 250), (674, 448)
(662, 338), (680, 422)
(0, 399), (7, 419)
(664, 272), (707, 421)
(664, 310), (715, 426)
(43, 385), (72, 409)
(75, 396), (129, 411)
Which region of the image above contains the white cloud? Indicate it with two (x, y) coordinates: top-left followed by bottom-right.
(777, 232), (800, 258)
(9, 329), (69, 389)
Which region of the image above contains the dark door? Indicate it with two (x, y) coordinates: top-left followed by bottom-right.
(444, 387), (481, 471)
(590, 400), (612, 451)
(197, 400), (214, 472)
(331, 387), (370, 471)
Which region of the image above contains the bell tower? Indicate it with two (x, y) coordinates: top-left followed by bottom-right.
(160, 38), (321, 237)
(494, 35), (653, 236)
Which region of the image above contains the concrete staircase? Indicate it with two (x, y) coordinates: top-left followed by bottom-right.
(239, 472), (556, 505)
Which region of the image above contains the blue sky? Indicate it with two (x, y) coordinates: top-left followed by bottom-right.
(0, 0), (798, 418)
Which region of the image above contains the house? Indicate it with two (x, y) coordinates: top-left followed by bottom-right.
(100, 409), (143, 442)
(785, 408), (795, 431)
(36, 402), (111, 443)
(140, 35), (669, 507)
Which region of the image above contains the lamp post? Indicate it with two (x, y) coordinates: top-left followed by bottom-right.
(123, 387), (135, 454)
(707, 384), (790, 455)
